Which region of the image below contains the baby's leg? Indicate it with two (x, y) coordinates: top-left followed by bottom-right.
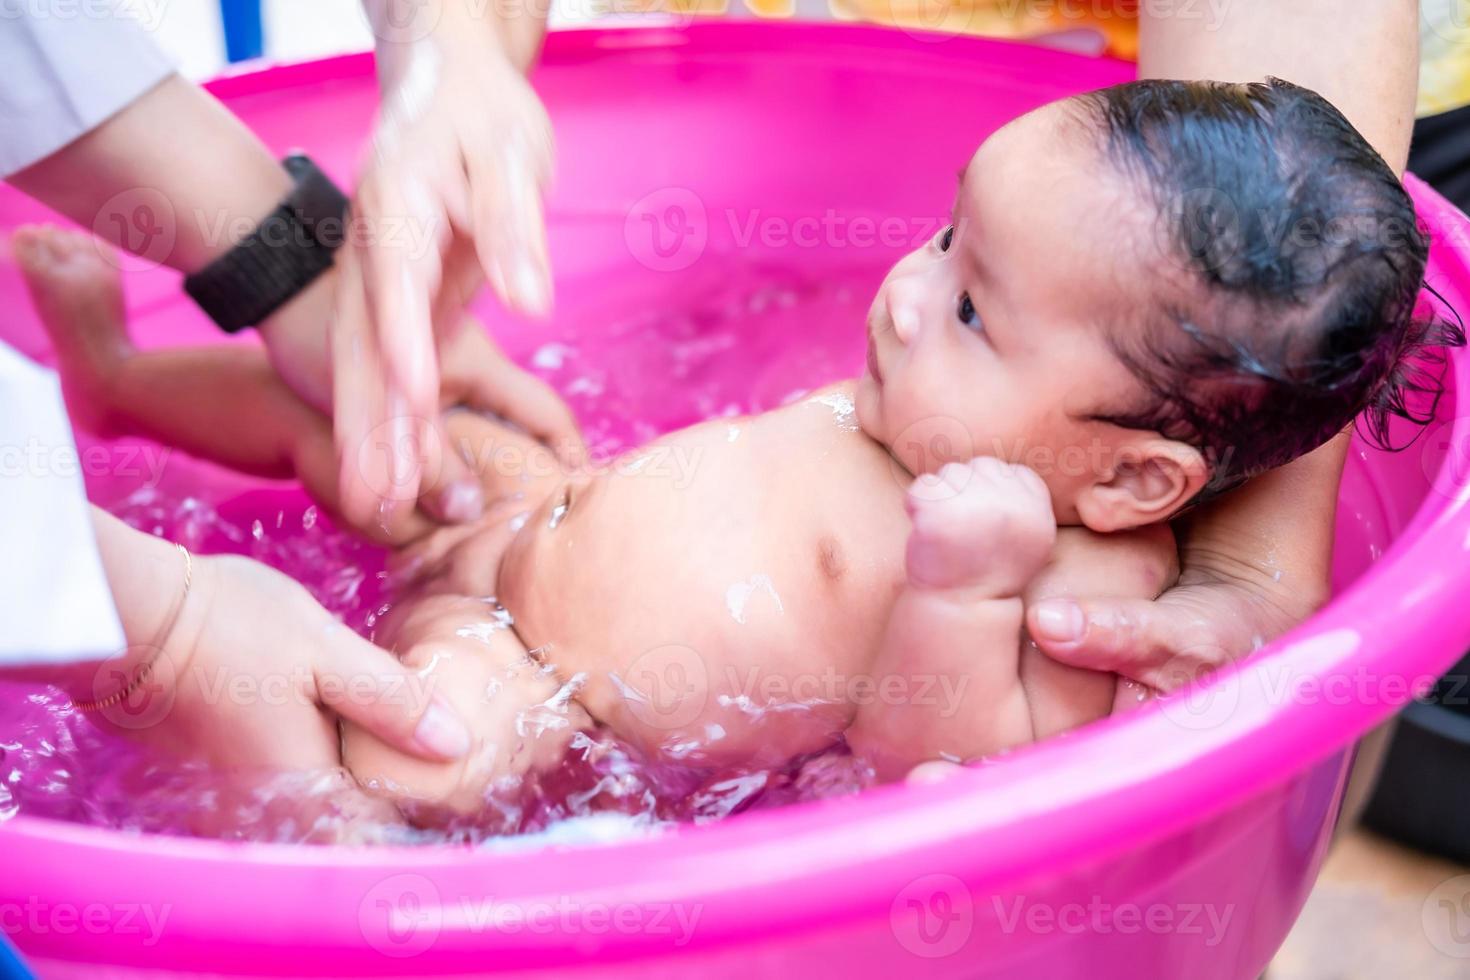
(340, 594), (590, 825)
(16, 225), (430, 542)
(17, 224), (325, 472)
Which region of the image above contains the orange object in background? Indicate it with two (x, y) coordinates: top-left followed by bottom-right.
(635, 0), (1143, 59)
(830, 0), (1139, 57)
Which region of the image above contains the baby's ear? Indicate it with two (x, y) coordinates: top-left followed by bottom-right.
(1074, 437), (1209, 532)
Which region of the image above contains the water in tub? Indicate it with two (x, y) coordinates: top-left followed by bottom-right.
(0, 260), (893, 846)
(0, 244), (1388, 846)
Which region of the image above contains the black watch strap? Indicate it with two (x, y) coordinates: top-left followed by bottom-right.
(184, 154), (349, 334)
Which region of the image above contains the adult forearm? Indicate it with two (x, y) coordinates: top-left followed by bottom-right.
(1139, 0), (1417, 613)
(9, 72), (337, 405)
(1138, 0), (1419, 172)
(8, 74), (293, 275)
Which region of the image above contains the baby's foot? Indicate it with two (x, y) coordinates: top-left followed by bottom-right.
(904, 457), (1057, 596)
(14, 225), (134, 436)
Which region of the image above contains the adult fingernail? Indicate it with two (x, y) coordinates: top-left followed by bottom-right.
(512, 259), (550, 315)
(413, 697), (471, 758)
(487, 257), (511, 306)
(384, 392), (423, 491)
(440, 480), (483, 523)
(1032, 599), (1084, 642)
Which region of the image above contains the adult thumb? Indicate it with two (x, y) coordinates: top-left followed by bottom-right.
(311, 623), (471, 761)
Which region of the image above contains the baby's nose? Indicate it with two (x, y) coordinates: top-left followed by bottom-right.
(883, 276), (925, 345)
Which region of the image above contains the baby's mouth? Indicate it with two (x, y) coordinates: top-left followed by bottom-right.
(865, 333), (884, 385)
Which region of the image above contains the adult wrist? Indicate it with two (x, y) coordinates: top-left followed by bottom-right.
(370, 0), (540, 88)
(184, 154), (349, 335)
(30, 512), (183, 702)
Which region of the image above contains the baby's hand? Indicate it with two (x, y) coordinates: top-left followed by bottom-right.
(905, 458), (1057, 596)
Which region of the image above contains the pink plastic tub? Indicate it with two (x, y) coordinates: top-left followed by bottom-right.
(4, 22), (1470, 979)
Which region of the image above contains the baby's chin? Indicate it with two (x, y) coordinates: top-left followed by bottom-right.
(495, 516), (535, 620)
(854, 371), (886, 445)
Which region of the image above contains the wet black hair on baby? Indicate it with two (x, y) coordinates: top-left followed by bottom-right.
(1077, 77), (1463, 500)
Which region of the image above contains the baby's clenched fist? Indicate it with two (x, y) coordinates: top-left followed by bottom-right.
(904, 457), (1057, 596)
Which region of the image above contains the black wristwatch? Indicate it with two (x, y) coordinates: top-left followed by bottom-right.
(184, 153), (349, 334)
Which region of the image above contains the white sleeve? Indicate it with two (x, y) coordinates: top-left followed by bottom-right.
(0, 0), (176, 177)
(0, 342), (124, 666)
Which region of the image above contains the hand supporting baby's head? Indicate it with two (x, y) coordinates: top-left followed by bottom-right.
(856, 77), (1462, 533)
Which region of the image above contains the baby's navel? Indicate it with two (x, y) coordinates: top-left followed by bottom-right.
(816, 535), (846, 583)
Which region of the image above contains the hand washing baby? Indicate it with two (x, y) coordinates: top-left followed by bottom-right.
(23, 78), (1452, 825)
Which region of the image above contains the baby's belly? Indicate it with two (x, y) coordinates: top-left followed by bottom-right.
(498, 415), (908, 768)
(550, 589), (882, 768)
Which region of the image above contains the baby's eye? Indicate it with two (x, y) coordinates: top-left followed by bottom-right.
(957, 292), (982, 330)
(937, 225), (955, 252)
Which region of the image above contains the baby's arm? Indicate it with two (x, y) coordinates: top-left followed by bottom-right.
(340, 593), (590, 825)
(846, 458), (1057, 782)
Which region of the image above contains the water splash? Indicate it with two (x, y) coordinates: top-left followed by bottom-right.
(1, 262), (883, 846)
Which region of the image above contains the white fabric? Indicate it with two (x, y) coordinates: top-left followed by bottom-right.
(0, 0), (175, 176)
(0, 342), (123, 665)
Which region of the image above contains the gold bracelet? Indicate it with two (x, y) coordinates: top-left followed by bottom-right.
(73, 543), (194, 714)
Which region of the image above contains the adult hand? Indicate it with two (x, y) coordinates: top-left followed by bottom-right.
(333, 14), (563, 529)
(1025, 444), (1339, 692)
(56, 511), (472, 773)
(1026, 565), (1320, 693)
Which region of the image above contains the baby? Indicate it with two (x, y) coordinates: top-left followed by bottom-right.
(21, 78), (1453, 821)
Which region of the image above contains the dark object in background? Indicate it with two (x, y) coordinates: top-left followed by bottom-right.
(1362, 652), (1470, 863)
(1409, 104), (1470, 215)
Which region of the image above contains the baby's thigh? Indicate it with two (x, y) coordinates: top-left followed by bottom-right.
(444, 410), (568, 504)
(341, 596), (590, 823)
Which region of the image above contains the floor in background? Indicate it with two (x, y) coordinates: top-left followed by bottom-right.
(1271, 827), (1470, 979)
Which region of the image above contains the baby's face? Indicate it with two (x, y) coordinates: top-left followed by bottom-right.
(855, 99), (1163, 522)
